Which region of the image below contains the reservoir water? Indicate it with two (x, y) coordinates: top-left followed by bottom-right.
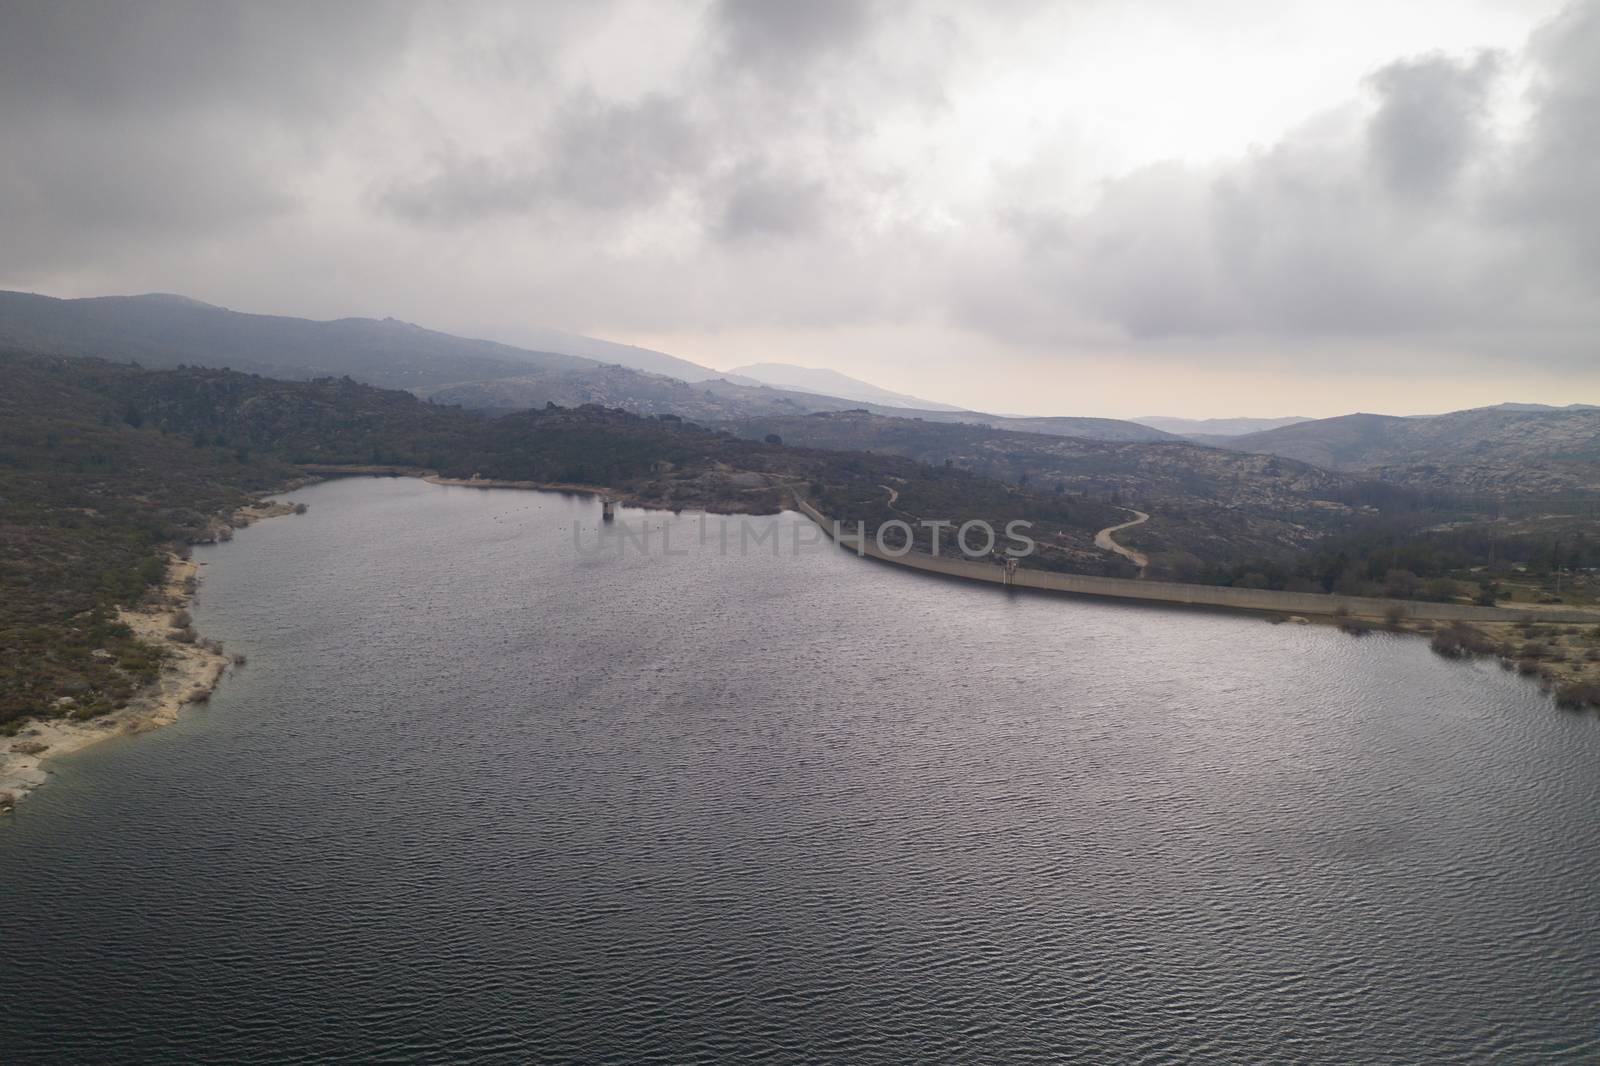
(4, 477), (1599, 1063)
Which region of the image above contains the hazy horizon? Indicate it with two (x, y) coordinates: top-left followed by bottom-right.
(4, 0), (1598, 418)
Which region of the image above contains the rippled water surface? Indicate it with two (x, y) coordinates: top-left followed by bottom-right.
(5, 477), (1600, 1063)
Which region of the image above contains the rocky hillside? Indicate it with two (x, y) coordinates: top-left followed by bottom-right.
(720, 410), (1424, 567)
(1221, 407), (1600, 501)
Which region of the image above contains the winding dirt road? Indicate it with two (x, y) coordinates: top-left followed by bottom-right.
(1095, 508), (1150, 574)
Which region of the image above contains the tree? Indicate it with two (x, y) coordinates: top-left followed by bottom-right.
(1383, 568), (1421, 598)
(1422, 577), (1461, 602)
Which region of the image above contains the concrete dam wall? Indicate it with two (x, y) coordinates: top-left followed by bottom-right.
(794, 499), (1600, 625)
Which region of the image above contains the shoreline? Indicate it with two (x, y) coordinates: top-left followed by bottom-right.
(0, 500), (300, 812)
(793, 495), (1600, 709)
(793, 496), (1600, 625)
(296, 464), (788, 516)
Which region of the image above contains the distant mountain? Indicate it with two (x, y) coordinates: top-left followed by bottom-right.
(1468, 402), (1600, 414)
(0, 289), (1201, 447)
(419, 366), (892, 421)
(771, 405), (1177, 442)
(1219, 407), (1600, 499)
(0, 290), (601, 389)
(726, 362), (963, 410)
(1135, 415), (1311, 437)
(513, 323), (721, 382)
(972, 415), (1178, 442)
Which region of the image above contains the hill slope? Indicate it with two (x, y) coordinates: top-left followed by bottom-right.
(726, 362), (962, 410)
(1136, 415), (1310, 437)
(1222, 408), (1600, 499)
(0, 290), (1197, 442)
(0, 290), (606, 390)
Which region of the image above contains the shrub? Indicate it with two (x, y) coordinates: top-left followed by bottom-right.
(1422, 578), (1461, 602)
(1430, 623), (1496, 659)
(0, 790), (15, 811)
(171, 609), (192, 628)
(1554, 682), (1600, 710)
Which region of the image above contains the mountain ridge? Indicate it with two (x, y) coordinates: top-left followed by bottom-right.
(726, 361), (962, 411)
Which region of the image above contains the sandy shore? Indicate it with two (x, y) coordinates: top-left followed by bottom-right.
(0, 500), (300, 812)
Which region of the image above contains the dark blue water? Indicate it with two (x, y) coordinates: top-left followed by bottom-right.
(4, 477), (1599, 1063)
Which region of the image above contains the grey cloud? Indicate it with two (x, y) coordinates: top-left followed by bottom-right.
(712, 163), (829, 242)
(1366, 51), (1502, 198)
(379, 91), (709, 224)
(2, 0), (1597, 394)
(712, 0), (877, 78)
(965, 10), (1598, 362)
(1504, 1), (1600, 276)
(0, 0), (412, 267)
(545, 93), (707, 210)
(0, 1), (407, 116)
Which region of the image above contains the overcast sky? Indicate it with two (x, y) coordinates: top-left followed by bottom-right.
(3, 0), (1596, 417)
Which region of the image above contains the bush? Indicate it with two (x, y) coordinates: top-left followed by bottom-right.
(1430, 623), (1496, 659)
(1554, 682), (1600, 710)
(1383, 569), (1421, 598)
(1422, 578), (1461, 602)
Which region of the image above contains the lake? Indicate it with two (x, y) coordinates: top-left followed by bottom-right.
(3, 476), (1598, 1063)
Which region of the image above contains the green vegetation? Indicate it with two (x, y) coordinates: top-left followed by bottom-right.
(1190, 520), (1600, 603)
(1, 356), (296, 730)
